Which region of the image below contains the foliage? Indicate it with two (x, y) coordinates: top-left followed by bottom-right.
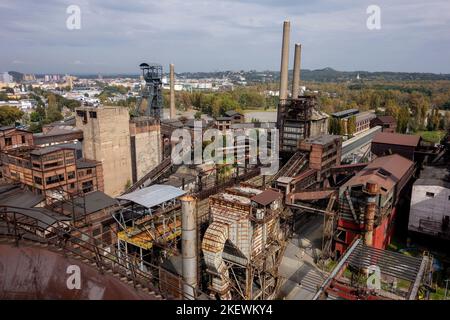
(0, 106), (24, 126)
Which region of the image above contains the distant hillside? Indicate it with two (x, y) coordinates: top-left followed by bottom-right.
(8, 71), (23, 82)
(178, 68), (450, 83)
(13, 68), (450, 83)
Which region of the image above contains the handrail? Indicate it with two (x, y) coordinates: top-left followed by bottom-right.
(0, 205), (208, 300)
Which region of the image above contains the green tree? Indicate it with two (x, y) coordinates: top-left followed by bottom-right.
(46, 94), (63, 123)
(0, 106), (24, 126)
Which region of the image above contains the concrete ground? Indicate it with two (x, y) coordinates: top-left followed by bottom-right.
(278, 213), (328, 300)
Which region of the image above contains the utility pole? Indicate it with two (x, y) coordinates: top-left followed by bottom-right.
(444, 279), (450, 300)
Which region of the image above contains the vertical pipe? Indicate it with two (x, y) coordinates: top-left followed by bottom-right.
(181, 195), (197, 299)
(170, 63), (176, 119)
(292, 43), (302, 99)
(279, 20), (290, 104)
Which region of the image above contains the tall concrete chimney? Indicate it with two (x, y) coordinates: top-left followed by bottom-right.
(169, 63), (176, 119)
(279, 20), (290, 104)
(181, 195), (197, 299)
(292, 43), (302, 99)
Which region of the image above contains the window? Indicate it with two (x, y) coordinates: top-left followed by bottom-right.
(92, 228), (101, 237)
(77, 110), (87, 124)
(82, 180), (93, 193)
(426, 192), (435, 198)
(86, 169), (92, 175)
(89, 111), (97, 118)
(34, 176), (42, 185)
(67, 171), (75, 180)
(45, 174), (65, 185)
(44, 161), (62, 169)
(69, 183), (75, 189)
(5, 137), (12, 146)
(21, 135), (26, 144)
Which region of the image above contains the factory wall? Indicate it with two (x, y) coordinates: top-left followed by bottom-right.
(76, 106), (132, 197)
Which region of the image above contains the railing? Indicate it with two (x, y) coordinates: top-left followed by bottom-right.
(194, 168), (260, 200)
(0, 205), (207, 300)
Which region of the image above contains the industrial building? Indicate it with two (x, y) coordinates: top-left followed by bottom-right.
(408, 166), (450, 240)
(370, 115), (397, 133)
(202, 185), (285, 299)
(0, 20), (441, 302)
(0, 126), (34, 151)
(371, 132), (421, 161)
(333, 154), (415, 256)
(0, 145), (104, 200)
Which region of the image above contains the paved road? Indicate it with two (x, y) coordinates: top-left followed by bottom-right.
(278, 213), (328, 300)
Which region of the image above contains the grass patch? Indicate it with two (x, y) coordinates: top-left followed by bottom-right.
(416, 130), (445, 143)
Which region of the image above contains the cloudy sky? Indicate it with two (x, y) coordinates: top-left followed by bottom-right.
(1, 0), (449, 74)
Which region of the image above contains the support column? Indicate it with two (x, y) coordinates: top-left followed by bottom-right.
(181, 195), (197, 299)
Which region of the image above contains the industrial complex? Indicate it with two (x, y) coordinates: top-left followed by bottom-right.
(0, 20), (449, 302)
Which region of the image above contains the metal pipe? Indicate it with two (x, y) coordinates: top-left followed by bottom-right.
(181, 195), (197, 299)
(169, 63), (176, 119)
(364, 197), (377, 246)
(279, 20), (290, 104)
(292, 43), (301, 99)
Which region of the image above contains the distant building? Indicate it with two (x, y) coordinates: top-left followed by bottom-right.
(371, 132), (421, 161)
(409, 166), (450, 240)
(0, 126), (34, 151)
(330, 109), (376, 137)
(370, 115), (397, 133)
(1, 72), (13, 84)
(224, 110), (244, 124)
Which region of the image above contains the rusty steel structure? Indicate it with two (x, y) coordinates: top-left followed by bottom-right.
(314, 239), (433, 300)
(0, 205), (207, 300)
(201, 186), (286, 299)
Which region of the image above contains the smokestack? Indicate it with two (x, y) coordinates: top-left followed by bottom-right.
(170, 63), (176, 119)
(292, 43), (302, 99)
(181, 195), (197, 299)
(364, 182), (378, 246)
(279, 20), (290, 104)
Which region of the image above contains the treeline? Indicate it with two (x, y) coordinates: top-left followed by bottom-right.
(27, 89), (81, 132)
(310, 81), (450, 133)
(162, 86), (278, 117)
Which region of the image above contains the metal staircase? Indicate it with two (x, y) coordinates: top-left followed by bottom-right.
(272, 151), (308, 183)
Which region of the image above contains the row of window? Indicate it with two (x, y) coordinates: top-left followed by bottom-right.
(3, 135), (27, 146)
(33, 171), (76, 186)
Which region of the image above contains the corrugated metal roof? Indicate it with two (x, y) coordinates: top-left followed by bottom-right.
(373, 115), (396, 124)
(117, 184), (186, 208)
(60, 191), (117, 217)
(251, 189), (282, 206)
(372, 132), (420, 147)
